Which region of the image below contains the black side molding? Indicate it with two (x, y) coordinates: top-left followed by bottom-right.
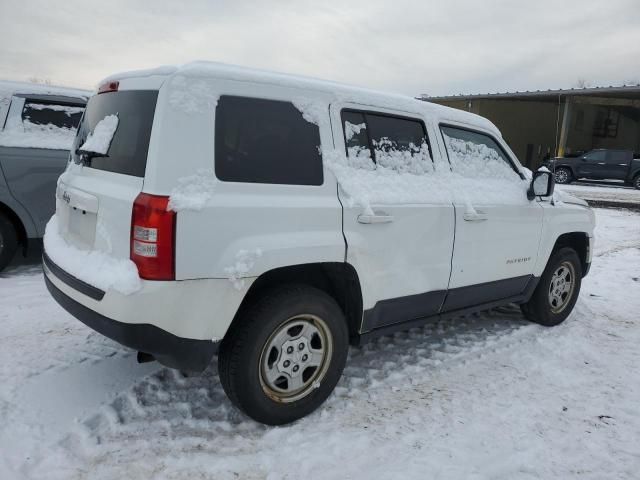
(43, 252), (105, 301)
(357, 275), (539, 344)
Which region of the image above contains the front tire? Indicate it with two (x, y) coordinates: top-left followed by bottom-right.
(521, 247), (582, 326)
(0, 213), (19, 272)
(218, 284), (349, 425)
(633, 174), (640, 190)
(554, 167), (572, 184)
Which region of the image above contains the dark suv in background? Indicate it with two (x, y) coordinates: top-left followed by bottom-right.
(545, 149), (640, 189)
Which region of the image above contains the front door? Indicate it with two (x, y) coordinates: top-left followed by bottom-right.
(577, 150), (607, 179)
(329, 104), (455, 332)
(437, 124), (543, 312)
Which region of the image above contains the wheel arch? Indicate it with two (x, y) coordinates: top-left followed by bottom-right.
(550, 232), (590, 277)
(231, 262), (364, 344)
(0, 200), (28, 251)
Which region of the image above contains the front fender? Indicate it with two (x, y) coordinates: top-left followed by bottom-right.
(534, 203), (595, 276)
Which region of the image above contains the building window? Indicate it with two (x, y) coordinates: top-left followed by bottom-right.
(593, 108), (619, 138)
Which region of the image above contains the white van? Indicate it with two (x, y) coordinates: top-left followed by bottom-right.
(43, 62), (595, 425)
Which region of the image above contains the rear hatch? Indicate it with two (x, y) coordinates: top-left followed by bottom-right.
(55, 87), (158, 262)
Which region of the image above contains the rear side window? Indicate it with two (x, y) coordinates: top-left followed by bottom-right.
(341, 110), (432, 174)
(440, 126), (520, 180)
(22, 101), (84, 129)
(71, 90), (158, 177)
(606, 151), (629, 164)
(215, 96), (323, 185)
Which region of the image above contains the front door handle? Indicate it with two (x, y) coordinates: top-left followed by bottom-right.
(463, 211), (488, 222)
(358, 211), (394, 224)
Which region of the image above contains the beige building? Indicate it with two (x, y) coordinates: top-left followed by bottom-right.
(421, 86), (640, 170)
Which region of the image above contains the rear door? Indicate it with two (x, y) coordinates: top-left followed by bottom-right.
(55, 88), (158, 258)
(603, 150), (630, 180)
(0, 97), (84, 235)
(330, 104), (455, 333)
(438, 125), (543, 312)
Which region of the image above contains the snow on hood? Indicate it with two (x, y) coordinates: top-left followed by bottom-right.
(79, 114), (119, 155)
(553, 189), (589, 207)
(44, 215), (141, 295)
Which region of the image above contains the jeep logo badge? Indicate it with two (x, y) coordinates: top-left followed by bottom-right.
(62, 191), (71, 204)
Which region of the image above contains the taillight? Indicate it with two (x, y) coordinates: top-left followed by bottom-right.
(98, 80), (119, 94)
(131, 193), (176, 280)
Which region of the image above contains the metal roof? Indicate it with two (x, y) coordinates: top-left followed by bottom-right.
(420, 84), (640, 102)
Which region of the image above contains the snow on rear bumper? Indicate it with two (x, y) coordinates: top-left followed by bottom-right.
(43, 252), (252, 358)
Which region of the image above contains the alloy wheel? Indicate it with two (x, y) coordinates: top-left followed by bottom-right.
(259, 315), (333, 403)
(548, 261), (576, 314)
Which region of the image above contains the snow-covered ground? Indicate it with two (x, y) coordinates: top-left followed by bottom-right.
(1, 208), (639, 480)
(557, 182), (640, 204)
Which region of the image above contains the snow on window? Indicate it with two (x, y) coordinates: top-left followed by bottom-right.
(79, 114), (119, 155)
(25, 103), (84, 115)
(323, 144), (528, 213)
(346, 146), (376, 170)
(44, 215), (141, 295)
(442, 129), (519, 181)
(0, 119), (77, 150)
(344, 121), (365, 141)
(373, 138), (433, 175)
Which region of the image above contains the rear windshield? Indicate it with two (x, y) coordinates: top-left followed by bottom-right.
(71, 90), (158, 177)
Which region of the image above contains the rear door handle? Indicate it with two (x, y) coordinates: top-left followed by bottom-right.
(463, 211), (488, 222)
(358, 211), (394, 224)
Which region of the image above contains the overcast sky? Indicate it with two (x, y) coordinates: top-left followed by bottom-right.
(1, 0), (639, 96)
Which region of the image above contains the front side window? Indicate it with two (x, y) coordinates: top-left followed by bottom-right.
(441, 126), (520, 180)
(341, 110), (432, 174)
(584, 150), (606, 162)
(215, 96), (323, 186)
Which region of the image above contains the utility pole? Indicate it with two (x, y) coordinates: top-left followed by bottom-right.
(557, 96), (572, 157)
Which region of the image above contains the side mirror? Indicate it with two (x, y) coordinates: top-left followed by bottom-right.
(527, 170), (555, 200)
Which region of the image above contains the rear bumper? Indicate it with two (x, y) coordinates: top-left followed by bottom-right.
(44, 273), (217, 371)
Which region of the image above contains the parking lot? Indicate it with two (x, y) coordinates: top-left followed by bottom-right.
(1, 204), (639, 480)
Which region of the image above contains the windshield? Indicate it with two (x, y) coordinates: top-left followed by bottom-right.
(71, 90), (158, 177)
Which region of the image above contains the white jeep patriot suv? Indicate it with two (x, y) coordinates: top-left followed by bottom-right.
(43, 62), (595, 425)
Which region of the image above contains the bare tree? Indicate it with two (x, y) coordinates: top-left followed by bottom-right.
(27, 77), (52, 85)
(573, 78), (592, 89)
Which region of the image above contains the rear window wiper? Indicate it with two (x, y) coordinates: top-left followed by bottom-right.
(75, 148), (108, 166)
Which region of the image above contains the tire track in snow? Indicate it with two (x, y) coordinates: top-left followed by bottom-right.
(25, 305), (545, 478)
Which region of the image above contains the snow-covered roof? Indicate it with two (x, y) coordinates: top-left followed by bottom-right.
(0, 80), (90, 104)
(100, 61), (496, 133)
(422, 84), (640, 102)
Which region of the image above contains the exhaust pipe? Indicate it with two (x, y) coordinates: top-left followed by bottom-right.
(137, 351), (155, 364)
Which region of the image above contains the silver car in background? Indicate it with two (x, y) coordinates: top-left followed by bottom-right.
(0, 81), (89, 271)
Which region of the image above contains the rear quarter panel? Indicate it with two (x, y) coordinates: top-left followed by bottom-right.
(146, 78), (345, 281)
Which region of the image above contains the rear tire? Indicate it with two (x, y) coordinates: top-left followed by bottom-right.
(521, 247), (582, 326)
(0, 213), (19, 272)
(554, 167), (572, 184)
(633, 174), (640, 190)
(218, 284), (349, 425)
